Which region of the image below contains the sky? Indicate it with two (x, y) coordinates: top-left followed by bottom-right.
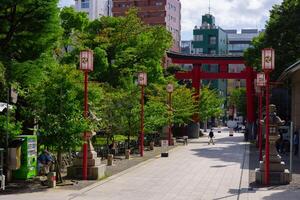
(59, 0), (283, 40)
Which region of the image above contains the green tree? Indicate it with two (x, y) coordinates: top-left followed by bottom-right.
(228, 88), (246, 118)
(199, 87), (224, 130)
(145, 82), (196, 135)
(29, 59), (103, 164)
(82, 9), (172, 87)
(244, 0), (300, 79)
(0, 0), (61, 62)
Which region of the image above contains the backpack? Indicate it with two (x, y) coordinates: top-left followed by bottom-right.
(209, 131), (214, 138)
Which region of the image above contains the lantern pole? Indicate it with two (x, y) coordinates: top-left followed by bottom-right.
(168, 91), (172, 145)
(137, 72), (147, 157)
(140, 84), (145, 157)
(259, 86), (263, 161)
(262, 48), (274, 185)
(256, 72), (265, 162)
(82, 70), (88, 180)
(166, 84), (174, 146)
(79, 50), (93, 180)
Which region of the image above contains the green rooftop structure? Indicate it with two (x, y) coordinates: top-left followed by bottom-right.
(191, 13), (228, 99)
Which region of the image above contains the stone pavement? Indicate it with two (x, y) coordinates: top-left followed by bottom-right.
(1, 127), (300, 200)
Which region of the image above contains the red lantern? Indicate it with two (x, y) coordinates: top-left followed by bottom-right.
(256, 73), (266, 87)
(262, 48), (275, 71)
(166, 83), (174, 93)
(80, 50), (94, 71)
(137, 72), (147, 86)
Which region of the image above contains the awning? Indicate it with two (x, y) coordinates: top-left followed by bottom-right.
(278, 60), (300, 81)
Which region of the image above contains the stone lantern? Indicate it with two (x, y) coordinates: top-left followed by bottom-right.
(255, 104), (291, 184)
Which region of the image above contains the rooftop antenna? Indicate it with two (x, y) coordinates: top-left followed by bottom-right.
(208, 0), (211, 14)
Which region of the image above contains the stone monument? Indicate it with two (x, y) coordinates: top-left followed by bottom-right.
(255, 104), (291, 184)
(67, 132), (106, 180)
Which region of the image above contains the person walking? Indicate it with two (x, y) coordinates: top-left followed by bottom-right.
(208, 129), (215, 145)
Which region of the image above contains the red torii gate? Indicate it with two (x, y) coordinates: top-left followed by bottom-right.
(167, 52), (256, 125)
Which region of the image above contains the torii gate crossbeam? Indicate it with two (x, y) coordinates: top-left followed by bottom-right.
(167, 52), (256, 125)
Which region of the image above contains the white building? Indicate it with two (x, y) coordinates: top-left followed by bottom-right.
(225, 29), (263, 55)
(75, 0), (112, 20)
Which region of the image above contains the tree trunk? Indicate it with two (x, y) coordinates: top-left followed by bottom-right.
(204, 120), (208, 132)
(56, 150), (63, 183)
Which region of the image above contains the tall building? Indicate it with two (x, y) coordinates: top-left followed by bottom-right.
(191, 14), (228, 55)
(181, 40), (192, 54)
(112, 0), (181, 52)
(75, 0), (113, 20)
(225, 29), (263, 98)
(190, 13), (228, 100)
(225, 29), (262, 55)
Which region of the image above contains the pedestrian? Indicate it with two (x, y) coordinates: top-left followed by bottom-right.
(294, 131), (299, 156)
(38, 149), (53, 175)
(208, 129), (215, 145)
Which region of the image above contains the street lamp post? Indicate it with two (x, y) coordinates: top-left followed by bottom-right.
(256, 73), (266, 162)
(262, 48), (275, 185)
(137, 72), (147, 157)
(79, 50), (94, 180)
(166, 83), (174, 146)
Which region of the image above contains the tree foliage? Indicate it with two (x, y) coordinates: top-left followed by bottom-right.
(0, 0), (61, 62)
(228, 88), (246, 117)
(199, 87), (224, 121)
(29, 59), (91, 152)
(145, 82), (196, 134)
(244, 0), (300, 79)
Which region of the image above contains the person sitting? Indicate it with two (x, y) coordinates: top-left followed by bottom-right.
(38, 150), (53, 175)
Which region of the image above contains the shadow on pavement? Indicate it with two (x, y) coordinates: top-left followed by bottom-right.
(190, 134), (248, 169)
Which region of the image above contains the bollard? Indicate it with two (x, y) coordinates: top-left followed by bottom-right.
(107, 154), (113, 166)
(47, 172), (56, 188)
(125, 149), (130, 159)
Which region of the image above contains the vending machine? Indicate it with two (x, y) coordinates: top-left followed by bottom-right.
(13, 135), (37, 179)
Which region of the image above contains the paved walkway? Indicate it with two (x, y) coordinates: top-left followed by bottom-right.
(2, 128), (300, 200)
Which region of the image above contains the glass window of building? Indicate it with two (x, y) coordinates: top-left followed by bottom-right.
(194, 34), (203, 41)
(209, 49), (216, 54)
(209, 36), (216, 44)
(81, 0), (89, 8)
(155, 1), (163, 6)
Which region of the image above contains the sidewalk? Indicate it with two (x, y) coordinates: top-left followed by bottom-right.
(2, 128), (300, 199)
(0, 144), (177, 195)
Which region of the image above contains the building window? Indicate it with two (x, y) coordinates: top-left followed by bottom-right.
(209, 49), (216, 54)
(209, 36), (216, 44)
(193, 34), (203, 41)
(81, 0), (89, 8)
(155, 1), (163, 6)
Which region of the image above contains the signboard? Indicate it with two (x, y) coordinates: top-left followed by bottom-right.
(257, 73), (266, 87)
(262, 48), (275, 71)
(137, 72), (147, 86)
(80, 50), (94, 71)
(166, 83), (174, 93)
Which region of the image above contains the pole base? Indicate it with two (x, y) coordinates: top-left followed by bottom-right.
(161, 153), (169, 157)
